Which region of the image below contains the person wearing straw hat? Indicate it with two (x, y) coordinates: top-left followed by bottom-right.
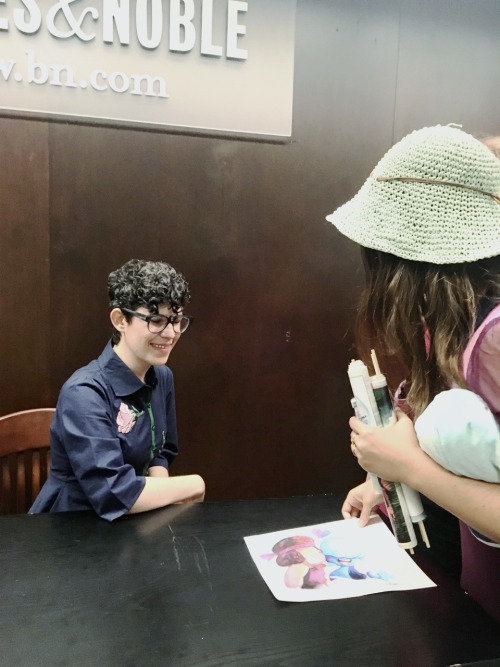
(326, 124), (500, 622)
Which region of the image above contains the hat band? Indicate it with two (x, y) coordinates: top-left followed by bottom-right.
(375, 176), (500, 204)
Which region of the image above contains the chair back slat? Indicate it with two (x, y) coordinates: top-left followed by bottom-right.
(32, 450), (41, 498)
(16, 454), (26, 513)
(1, 459), (11, 512)
(0, 409), (55, 515)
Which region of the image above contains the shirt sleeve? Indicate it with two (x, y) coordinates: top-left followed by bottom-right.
(57, 379), (146, 521)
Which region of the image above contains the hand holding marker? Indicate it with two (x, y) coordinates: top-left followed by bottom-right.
(348, 351), (430, 553)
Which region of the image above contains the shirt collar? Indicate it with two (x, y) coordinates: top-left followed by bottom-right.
(98, 340), (158, 397)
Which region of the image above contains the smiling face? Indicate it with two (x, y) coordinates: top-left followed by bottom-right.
(110, 304), (181, 381)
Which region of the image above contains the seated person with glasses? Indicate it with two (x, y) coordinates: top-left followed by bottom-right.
(30, 259), (205, 521)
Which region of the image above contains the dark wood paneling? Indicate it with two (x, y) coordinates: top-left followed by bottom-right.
(0, 118), (50, 414)
(1, 1), (500, 501)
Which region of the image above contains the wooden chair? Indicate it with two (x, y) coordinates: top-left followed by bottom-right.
(0, 408), (55, 515)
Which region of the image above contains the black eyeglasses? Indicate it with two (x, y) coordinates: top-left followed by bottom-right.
(121, 308), (192, 334)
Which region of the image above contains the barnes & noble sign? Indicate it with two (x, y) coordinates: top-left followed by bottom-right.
(0, 0), (296, 137)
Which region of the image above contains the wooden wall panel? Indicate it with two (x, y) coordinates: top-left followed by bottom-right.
(1, 0), (499, 502)
(0, 119), (50, 414)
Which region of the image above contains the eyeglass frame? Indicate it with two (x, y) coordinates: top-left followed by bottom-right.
(120, 307), (193, 334)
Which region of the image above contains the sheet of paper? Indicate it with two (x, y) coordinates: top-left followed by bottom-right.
(244, 516), (435, 602)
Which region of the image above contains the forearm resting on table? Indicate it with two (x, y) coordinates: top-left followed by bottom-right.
(128, 474), (205, 514)
(147, 465), (170, 478)
(407, 454), (500, 544)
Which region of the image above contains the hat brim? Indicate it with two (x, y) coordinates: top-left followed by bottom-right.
(327, 176), (500, 264)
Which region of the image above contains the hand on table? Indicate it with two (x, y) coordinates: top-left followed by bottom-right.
(341, 479), (382, 526)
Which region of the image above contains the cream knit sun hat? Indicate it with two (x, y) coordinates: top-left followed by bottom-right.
(326, 125), (500, 263)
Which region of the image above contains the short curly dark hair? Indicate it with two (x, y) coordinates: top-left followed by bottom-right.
(108, 259), (191, 342)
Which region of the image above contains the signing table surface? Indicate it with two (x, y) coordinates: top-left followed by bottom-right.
(1, 495), (500, 667)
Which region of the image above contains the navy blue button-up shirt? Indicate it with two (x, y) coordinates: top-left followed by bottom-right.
(30, 341), (178, 521)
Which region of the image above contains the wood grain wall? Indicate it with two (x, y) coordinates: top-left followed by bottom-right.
(1, 0), (499, 501)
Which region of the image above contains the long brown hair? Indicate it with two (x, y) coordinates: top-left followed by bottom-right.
(356, 248), (500, 416)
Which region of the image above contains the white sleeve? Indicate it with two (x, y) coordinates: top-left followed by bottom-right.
(414, 388), (500, 483)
